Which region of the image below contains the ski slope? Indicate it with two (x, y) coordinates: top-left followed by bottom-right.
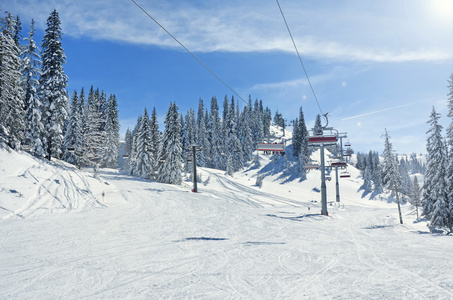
(1, 146), (453, 299)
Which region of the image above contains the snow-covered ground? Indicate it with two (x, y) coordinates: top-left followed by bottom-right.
(1, 145), (453, 299)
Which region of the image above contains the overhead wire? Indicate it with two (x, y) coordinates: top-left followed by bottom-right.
(130, 0), (247, 105)
(275, 0), (324, 117)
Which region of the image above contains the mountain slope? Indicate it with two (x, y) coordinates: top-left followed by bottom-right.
(1, 145), (452, 299)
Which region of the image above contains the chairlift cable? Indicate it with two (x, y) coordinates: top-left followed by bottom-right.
(275, 0), (323, 116)
(130, 0), (247, 105)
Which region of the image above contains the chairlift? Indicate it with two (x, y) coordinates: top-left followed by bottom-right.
(20, 138), (32, 152)
(307, 135), (337, 145)
(331, 161), (347, 168)
(122, 154), (130, 159)
(67, 147), (75, 153)
(340, 171), (351, 178)
(344, 141), (351, 147)
(304, 160), (320, 170)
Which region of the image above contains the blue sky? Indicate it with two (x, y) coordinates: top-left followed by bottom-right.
(4, 0), (453, 154)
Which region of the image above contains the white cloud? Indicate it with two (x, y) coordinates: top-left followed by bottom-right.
(8, 0), (452, 63)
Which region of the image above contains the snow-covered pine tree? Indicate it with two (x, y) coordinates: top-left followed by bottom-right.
(381, 129), (393, 188)
(76, 88), (86, 165)
(355, 152), (366, 171)
(274, 110), (283, 129)
(226, 97), (243, 172)
(446, 73), (453, 230)
(430, 140), (450, 232)
(98, 90), (108, 132)
(238, 105), (253, 162)
(39, 9), (68, 160)
(313, 114), (323, 136)
(361, 154), (373, 193)
(0, 12), (25, 149)
(157, 102), (183, 185)
(124, 128), (132, 155)
(132, 108), (154, 179)
(183, 109), (197, 175)
(21, 19), (44, 156)
(263, 107), (272, 138)
(424, 107), (451, 232)
(423, 107), (447, 219)
(398, 157), (412, 196)
(103, 94), (120, 168)
(253, 99), (264, 145)
(382, 129), (403, 224)
(128, 115), (142, 175)
(13, 15), (22, 48)
(150, 107), (159, 170)
(62, 90), (81, 164)
(298, 150), (307, 181)
(298, 107), (310, 162)
(410, 176), (422, 219)
(208, 96), (225, 170)
(372, 151), (383, 193)
(123, 127), (133, 167)
(196, 98), (208, 167)
(82, 86), (106, 167)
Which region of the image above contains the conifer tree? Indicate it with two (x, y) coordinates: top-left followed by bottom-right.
(132, 108), (154, 179)
(410, 176), (422, 219)
(0, 12), (25, 149)
(226, 97), (242, 172)
(208, 96), (224, 170)
(123, 127), (133, 168)
(21, 19), (44, 156)
(62, 90), (81, 164)
(382, 129), (403, 224)
(263, 107), (272, 138)
(238, 106), (253, 162)
(157, 102), (183, 185)
(362, 160), (373, 193)
(298, 107), (310, 161)
(82, 86), (106, 166)
(298, 150), (307, 181)
(253, 99), (264, 145)
(423, 107), (446, 219)
(150, 107), (160, 169)
(196, 99), (208, 167)
(313, 114), (323, 135)
(446, 73), (453, 229)
(128, 116), (142, 174)
(103, 94), (120, 168)
(39, 9), (68, 160)
(372, 151), (383, 193)
(76, 88), (86, 165)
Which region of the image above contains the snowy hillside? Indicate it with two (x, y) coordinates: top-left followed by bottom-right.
(1, 145), (453, 299)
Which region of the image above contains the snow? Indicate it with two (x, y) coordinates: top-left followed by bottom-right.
(1, 146), (453, 299)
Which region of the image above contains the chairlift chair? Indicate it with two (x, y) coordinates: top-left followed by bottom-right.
(331, 161), (347, 168)
(340, 171), (351, 178)
(304, 160), (320, 170)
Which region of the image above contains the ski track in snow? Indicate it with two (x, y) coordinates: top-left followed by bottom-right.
(1, 150), (453, 298)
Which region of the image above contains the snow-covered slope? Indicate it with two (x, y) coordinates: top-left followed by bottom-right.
(1, 145), (453, 299)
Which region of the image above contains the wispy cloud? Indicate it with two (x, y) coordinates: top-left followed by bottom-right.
(8, 0), (452, 63)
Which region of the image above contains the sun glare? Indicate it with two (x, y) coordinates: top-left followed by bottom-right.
(432, 0), (453, 19)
